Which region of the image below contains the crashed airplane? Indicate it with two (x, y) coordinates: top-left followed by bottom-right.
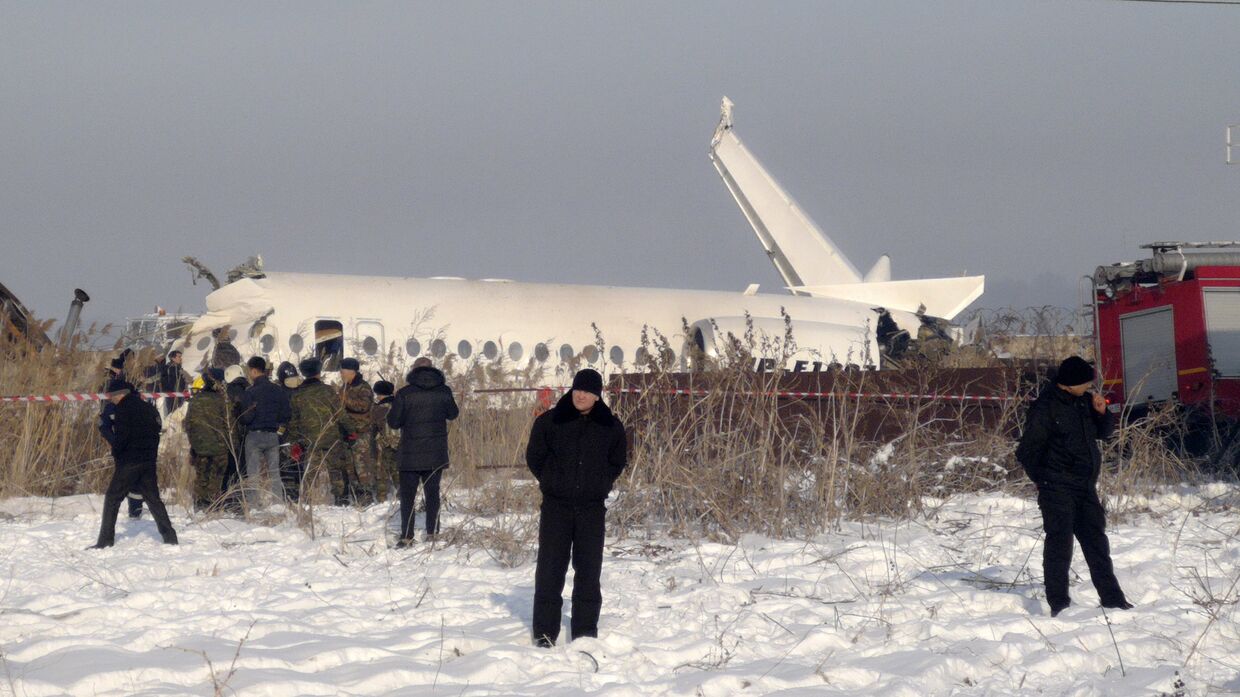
(179, 99), (984, 378)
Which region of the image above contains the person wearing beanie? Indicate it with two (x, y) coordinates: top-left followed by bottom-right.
(91, 381), (178, 548)
(1016, 356), (1131, 616)
(369, 380), (398, 502)
(338, 357), (375, 504)
(238, 355), (291, 504)
(525, 368), (627, 647)
(184, 367), (232, 510)
(98, 352), (144, 520)
(387, 358), (459, 544)
(286, 356), (347, 504)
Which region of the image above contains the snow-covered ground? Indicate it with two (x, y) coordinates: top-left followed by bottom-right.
(1, 486), (1238, 696)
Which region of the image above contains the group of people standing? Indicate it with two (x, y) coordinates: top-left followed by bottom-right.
(91, 345), (631, 647)
(180, 354), (460, 543)
(90, 346), (1133, 644)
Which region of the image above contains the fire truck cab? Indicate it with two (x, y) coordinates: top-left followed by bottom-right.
(1094, 241), (1240, 418)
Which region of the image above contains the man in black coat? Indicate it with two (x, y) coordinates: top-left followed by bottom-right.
(98, 353), (144, 519)
(238, 356), (292, 501)
(91, 380), (178, 548)
(1016, 356), (1132, 617)
(387, 357), (459, 544)
(525, 369), (627, 647)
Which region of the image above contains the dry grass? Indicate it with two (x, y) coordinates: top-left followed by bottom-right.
(0, 308), (1212, 542)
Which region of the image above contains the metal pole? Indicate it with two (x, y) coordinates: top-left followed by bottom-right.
(58, 288), (90, 349)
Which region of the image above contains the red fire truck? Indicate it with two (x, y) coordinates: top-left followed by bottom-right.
(1093, 241), (1240, 419)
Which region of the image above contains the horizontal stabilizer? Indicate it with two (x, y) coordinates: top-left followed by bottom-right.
(789, 275), (985, 320)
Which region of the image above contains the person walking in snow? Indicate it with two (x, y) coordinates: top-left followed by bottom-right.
(1016, 356), (1132, 617)
(98, 351), (144, 520)
(91, 380), (178, 548)
(387, 357), (459, 545)
(525, 369), (627, 647)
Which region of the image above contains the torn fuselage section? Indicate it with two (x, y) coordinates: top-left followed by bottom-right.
(180, 278), (274, 372)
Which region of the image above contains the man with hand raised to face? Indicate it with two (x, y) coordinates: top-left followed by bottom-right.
(525, 369), (628, 647)
(1016, 356), (1132, 617)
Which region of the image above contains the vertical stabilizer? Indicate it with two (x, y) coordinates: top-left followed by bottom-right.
(864, 255), (891, 283)
(710, 98), (863, 291)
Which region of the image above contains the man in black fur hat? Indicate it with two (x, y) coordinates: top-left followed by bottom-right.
(1016, 355), (1132, 617)
(525, 368), (627, 647)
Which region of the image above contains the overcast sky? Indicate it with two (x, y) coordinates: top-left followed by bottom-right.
(2, 1), (1238, 336)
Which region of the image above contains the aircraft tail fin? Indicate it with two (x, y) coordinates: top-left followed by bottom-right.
(709, 97), (863, 290)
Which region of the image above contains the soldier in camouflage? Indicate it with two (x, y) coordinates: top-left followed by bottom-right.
(287, 358), (350, 504)
(184, 368), (232, 510)
(369, 380), (398, 502)
(338, 357), (375, 503)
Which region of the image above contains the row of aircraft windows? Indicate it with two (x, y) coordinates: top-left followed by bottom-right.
(223, 320), (677, 367)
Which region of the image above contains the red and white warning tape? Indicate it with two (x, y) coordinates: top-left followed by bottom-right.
(0, 391), (191, 404)
(608, 386), (1019, 402)
(3, 387), (1022, 404)
(475, 386), (1021, 402)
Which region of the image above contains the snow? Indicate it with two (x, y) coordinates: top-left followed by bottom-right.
(1, 486), (1238, 696)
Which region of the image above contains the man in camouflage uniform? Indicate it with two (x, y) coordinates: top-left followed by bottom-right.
(338, 358), (375, 503)
(369, 380), (398, 502)
(286, 358), (349, 504)
(184, 368), (232, 510)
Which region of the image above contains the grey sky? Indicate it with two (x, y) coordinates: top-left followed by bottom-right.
(2, 1), (1238, 336)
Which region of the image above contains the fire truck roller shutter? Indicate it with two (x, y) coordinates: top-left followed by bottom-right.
(1203, 288), (1240, 377)
(1120, 306), (1177, 403)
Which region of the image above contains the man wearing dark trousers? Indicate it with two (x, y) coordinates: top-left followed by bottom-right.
(91, 380), (178, 548)
(1016, 356), (1132, 617)
(387, 357), (459, 545)
(525, 369), (627, 647)
(239, 356), (292, 501)
(99, 353), (144, 519)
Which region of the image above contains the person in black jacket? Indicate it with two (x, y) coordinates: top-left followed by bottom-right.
(238, 356), (292, 502)
(98, 353), (144, 520)
(1016, 356), (1132, 617)
(525, 369), (627, 647)
(387, 358), (459, 544)
(91, 380), (178, 548)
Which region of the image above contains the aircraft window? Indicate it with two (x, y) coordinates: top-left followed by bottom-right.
(610, 346), (624, 365)
(559, 344), (574, 362)
(362, 336), (379, 356)
(482, 341), (499, 360)
(314, 320), (345, 371)
(509, 342), (524, 361)
(430, 339), (447, 358)
(457, 340), (472, 359)
(406, 338), (421, 357)
(660, 347), (675, 366)
(534, 343), (549, 362)
(582, 345), (599, 363)
(260, 334), (276, 353)
(196, 336), (211, 351)
(289, 333), (304, 353)
(635, 347), (649, 365)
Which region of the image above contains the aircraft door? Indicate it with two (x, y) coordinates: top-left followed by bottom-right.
(315, 319), (345, 371)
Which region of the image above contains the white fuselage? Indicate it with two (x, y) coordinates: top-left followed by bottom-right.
(182, 271), (899, 381)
